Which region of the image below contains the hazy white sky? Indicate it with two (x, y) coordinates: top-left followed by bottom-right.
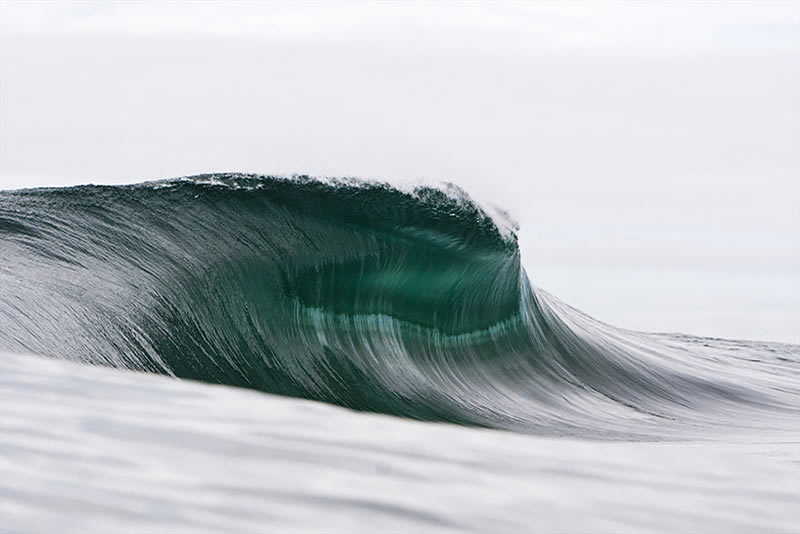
(1, 1), (798, 342)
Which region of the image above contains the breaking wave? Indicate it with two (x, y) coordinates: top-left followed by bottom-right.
(1, 174), (796, 438)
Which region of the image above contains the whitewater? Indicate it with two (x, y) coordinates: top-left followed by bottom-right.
(1, 174), (798, 533)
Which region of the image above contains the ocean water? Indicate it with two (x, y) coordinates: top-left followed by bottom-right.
(2, 351), (799, 534)
(1, 174), (798, 533)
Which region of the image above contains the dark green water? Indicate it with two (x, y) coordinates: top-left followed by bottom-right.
(0, 174), (792, 435)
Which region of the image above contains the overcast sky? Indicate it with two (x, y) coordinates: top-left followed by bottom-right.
(1, 1), (798, 342)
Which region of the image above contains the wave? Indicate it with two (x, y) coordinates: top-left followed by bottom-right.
(1, 173), (797, 437)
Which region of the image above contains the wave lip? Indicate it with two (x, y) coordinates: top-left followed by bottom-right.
(1, 173), (797, 437)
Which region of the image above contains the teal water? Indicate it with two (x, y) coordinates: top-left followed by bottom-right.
(0, 174), (797, 439)
(1, 174), (799, 533)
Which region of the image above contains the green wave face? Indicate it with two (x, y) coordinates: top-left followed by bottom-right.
(286, 240), (520, 334)
(274, 180), (521, 334)
(1, 174), (791, 437)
